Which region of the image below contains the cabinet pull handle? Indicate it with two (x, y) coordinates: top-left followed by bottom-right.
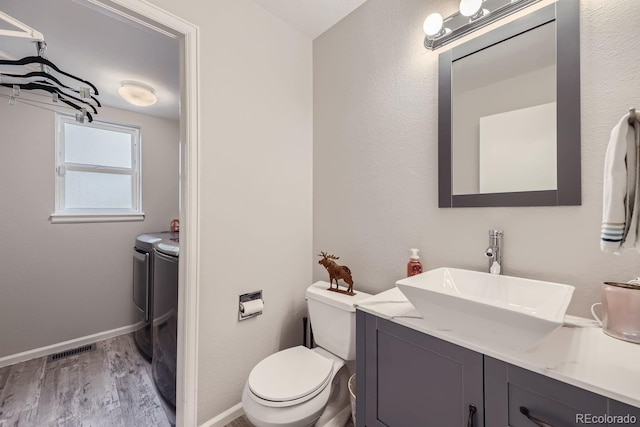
(520, 406), (553, 427)
(467, 404), (477, 427)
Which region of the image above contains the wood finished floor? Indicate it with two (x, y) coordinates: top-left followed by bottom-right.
(224, 414), (253, 427)
(0, 333), (173, 427)
(224, 414), (355, 427)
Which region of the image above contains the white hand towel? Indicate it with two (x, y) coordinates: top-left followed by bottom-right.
(601, 113), (639, 253)
(621, 119), (640, 251)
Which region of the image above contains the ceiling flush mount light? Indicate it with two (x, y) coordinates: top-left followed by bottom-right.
(423, 0), (542, 50)
(118, 81), (157, 106)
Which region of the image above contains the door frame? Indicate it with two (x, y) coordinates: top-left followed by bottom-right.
(81, 1), (201, 425)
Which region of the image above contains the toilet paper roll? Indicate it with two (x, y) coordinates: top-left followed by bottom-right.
(240, 299), (264, 317)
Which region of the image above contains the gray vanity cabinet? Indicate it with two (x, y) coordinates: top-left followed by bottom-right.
(356, 311), (484, 427)
(609, 399), (640, 422)
(484, 356), (608, 426)
(357, 311), (640, 427)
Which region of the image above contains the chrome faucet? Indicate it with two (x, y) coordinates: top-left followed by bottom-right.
(485, 230), (503, 274)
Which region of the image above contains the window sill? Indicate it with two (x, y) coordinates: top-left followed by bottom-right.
(50, 213), (145, 224)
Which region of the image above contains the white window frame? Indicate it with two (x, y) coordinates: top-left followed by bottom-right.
(51, 113), (144, 224)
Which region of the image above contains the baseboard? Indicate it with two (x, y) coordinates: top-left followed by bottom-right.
(199, 402), (244, 427)
(0, 322), (144, 368)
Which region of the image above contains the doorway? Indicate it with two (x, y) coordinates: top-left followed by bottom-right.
(88, 1), (200, 425)
(0, 0), (199, 425)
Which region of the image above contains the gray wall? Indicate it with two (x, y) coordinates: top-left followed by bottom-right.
(313, 0), (640, 318)
(0, 101), (179, 358)
(142, 0), (313, 423)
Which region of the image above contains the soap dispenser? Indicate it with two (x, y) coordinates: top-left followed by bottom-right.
(407, 248), (423, 277)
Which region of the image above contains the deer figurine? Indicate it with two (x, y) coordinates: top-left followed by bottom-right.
(318, 251), (354, 295)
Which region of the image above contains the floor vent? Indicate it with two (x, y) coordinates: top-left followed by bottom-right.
(47, 344), (96, 362)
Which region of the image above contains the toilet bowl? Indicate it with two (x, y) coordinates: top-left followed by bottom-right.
(242, 282), (371, 427)
(242, 347), (350, 427)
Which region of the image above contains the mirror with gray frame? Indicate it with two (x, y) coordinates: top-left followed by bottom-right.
(438, 0), (580, 208)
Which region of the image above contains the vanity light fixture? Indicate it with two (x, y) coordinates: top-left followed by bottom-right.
(459, 0), (485, 19)
(118, 80), (157, 106)
(423, 13), (446, 38)
(423, 0), (542, 50)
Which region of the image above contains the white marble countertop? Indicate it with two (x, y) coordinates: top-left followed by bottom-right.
(356, 287), (640, 409)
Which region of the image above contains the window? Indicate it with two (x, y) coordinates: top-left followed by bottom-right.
(51, 114), (143, 223)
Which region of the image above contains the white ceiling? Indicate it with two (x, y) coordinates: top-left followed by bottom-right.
(0, 0), (366, 122)
(0, 0), (179, 120)
(250, 0), (369, 39)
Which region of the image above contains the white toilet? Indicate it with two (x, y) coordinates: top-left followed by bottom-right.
(242, 282), (371, 427)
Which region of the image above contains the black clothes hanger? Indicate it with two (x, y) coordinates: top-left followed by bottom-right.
(1, 82), (98, 114)
(1, 83), (95, 121)
(1, 71), (101, 107)
(32, 79), (101, 109)
(2, 82), (99, 114)
(0, 56), (99, 95)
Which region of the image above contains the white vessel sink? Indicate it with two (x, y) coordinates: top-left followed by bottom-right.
(396, 267), (574, 350)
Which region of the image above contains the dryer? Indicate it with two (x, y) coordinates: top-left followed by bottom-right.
(152, 237), (179, 407)
(133, 232), (171, 360)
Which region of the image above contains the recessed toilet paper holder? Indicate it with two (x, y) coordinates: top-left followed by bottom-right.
(239, 290), (263, 321)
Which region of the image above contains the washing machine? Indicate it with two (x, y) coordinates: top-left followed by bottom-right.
(133, 232), (171, 360)
(152, 237), (179, 407)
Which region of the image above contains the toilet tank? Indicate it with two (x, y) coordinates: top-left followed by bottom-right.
(306, 281), (372, 360)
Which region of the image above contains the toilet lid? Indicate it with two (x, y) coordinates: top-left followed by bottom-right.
(248, 346), (333, 402)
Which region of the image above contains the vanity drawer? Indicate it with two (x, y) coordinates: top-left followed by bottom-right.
(507, 383), (607, 426)
(485, 356), (608, 426)
(609, 399), (640, 422)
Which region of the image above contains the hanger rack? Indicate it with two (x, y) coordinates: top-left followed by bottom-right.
(0, 11), (43, 72)
(0, 11), (44, 44)
(630, 108), (639, 125)
(0, 11), (100, 122)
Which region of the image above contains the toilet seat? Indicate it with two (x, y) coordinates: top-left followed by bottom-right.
(248, 346), (333, 408)
(242, 348), (349, 427)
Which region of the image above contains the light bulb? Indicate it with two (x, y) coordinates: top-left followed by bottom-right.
(423, 13), (444, 37)
(459, 0), (483, 17)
